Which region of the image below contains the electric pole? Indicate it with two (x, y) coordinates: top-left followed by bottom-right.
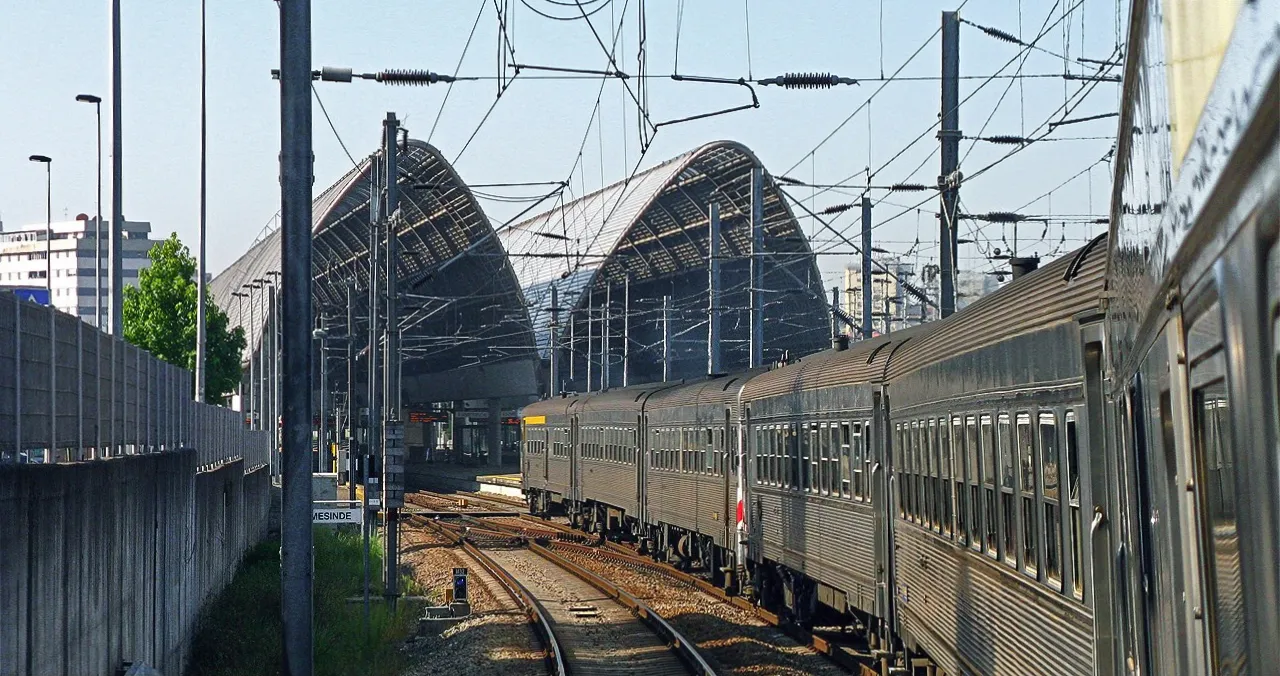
(382, 112), (404, 609)
(749, 167), (764, 367)
(708, 201), (722, 375)
(939, 10), (961, 317)
(278, 0), (314, 670)
(549, 284), (559, 395)
(861, 196), (873, 338)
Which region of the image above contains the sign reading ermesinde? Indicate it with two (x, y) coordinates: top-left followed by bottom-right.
(312, 507), (363, 524)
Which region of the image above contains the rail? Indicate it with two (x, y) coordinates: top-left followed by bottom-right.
(412, 517), (567, 676)
(0, 290), (269, 470)
(528, 541), (719, 676)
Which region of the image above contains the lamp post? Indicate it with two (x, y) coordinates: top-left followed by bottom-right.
(313, 324), (329, 473)
(75, 94), (103, 329)
(248, 280), (265, 429)
(232, 290), (249, 413)
(29, 156), (52, 294)
(29, 154), (53, 463)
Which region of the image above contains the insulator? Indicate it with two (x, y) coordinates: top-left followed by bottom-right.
(983, 135), (1028, 145)
(979, 25), (1022, 45)
(776, 175), (806, 186)
(980, 211), (1024, 223)
(375, 69), (453, 85)
(821, 203), (856, 215)
(760, 72), (858, 89)
(890, 183), (929, 192)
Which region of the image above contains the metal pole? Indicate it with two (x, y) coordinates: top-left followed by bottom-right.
(939, 10), (961, 318)
(109, 0), (123, 338)
(603, 285), (611, 389)
(622, 275), (629, 387)
(45, 163), (54, 463)
(585, 291), (594, 392)
(382, 112), (401, 608)
(708, 201), (722, 375)
(568, 313), (575, 384)
(549, 285), (559, 395)
(749, 167), (764, 368)
(347, 285), (356, 499)
(830, 286), (840, 340)
(661, 295), (671, 382)
(278, 0), (314, 670)
(861, 196), (873, 338)
(94, 101), (103, 330)
(365, 151), (381, 638)
(317, 325), (328, 472)
(195, 0), (208, 403)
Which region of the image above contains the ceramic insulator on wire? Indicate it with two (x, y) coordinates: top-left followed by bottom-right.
(758, 72), (858, 89)
(373, 69), (455, 85)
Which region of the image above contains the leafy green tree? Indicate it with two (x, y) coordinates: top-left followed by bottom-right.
(123, 233), (246, 402)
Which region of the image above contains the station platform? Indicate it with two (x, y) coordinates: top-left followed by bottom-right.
(406, 460), (525, 499)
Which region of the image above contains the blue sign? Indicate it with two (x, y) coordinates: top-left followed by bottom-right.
(11, 287), (49, 305)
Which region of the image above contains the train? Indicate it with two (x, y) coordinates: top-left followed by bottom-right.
(522, 3), (1279, 674)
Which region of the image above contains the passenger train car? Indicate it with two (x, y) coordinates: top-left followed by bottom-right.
(522, 3), (1278, 673)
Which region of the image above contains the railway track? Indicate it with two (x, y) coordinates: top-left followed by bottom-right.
(406, 515), (716, 676)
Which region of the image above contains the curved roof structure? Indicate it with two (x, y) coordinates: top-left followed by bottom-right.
(211, 139), (537, 401)
(499, 140), (829, 359)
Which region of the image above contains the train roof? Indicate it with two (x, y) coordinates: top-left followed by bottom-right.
(521, 393), (587, 418)
(578, 380), (685, 413)
(739, 328), (924, 401)
(646, 369), (767, 410)
(885, 234), (1108, 379)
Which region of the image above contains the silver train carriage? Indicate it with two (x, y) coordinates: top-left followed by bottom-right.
(1096, 1), (1280, 674)
(738, 330), (914, 628)
(882, 239), (1107, 676)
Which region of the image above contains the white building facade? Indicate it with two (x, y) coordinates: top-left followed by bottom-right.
(0, 215), (153, 328)
(843, 257), (1000, 335)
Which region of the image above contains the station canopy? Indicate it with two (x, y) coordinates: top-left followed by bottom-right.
(499, 140), (830, 360)
(210, 140), (536, 401)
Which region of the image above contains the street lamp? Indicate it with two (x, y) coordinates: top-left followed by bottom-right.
(231, 290), (249, 413)
(29, 154), (54, 462)
(28, 155), (52, 296)
(75, 94), (103, 329)
(313, 324), (329, 473)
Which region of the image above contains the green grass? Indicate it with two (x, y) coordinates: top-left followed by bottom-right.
(187, 526), (421, 676)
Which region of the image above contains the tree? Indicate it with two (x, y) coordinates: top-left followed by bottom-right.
(123, 233), (246, 402)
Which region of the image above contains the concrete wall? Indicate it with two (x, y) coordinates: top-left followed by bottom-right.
(0, 450), (270, 676)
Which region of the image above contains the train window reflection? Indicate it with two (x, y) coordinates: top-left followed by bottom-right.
(1195, 378), (1245, 673)
(1040, 411), (1061, 584)
(1017, 412), (1038, 575)
(843, 423), (856, 499)
(980, 414), (997, 555)
(999, 413), (1015, 565)
(1066, 411), (1084, 598)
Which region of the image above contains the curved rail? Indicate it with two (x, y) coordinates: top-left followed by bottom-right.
(528, 542), (718, 676)
(411, 518), (568, 676)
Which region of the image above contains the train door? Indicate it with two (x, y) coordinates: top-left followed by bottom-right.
(570, 414), (581, 507)
(872, 386), (898, 638)
(723, 406), (734, 554)
(1079, 318), (1120, 676)
(636, 413), (647, 531)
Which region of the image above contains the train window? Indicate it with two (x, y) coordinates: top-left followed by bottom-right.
(1017, 412), (1038, 576)
(938, 419), (953, 537)
(829, 425), (839, 494)
(1065, 411), (1084, 598)
(800, 423), (812, 492)
(1040, 411), (1062, 585)
(949, 417), (966, 545)
(813, 423), (825, 494)
(841, 422), (854, 498)
(754, 429), (763, 484)
(1195, 367), (1246, 672)
(980, 415), (996, 555)
(998, 413), (1015, 565)
(927, 419), (939, 533)
(862, 423), (873, 504)
(907, 421), (919, 523)
(895, 423), (906, 518)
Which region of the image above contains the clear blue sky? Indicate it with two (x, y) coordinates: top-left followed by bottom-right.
(0, 0), (1125, 288)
